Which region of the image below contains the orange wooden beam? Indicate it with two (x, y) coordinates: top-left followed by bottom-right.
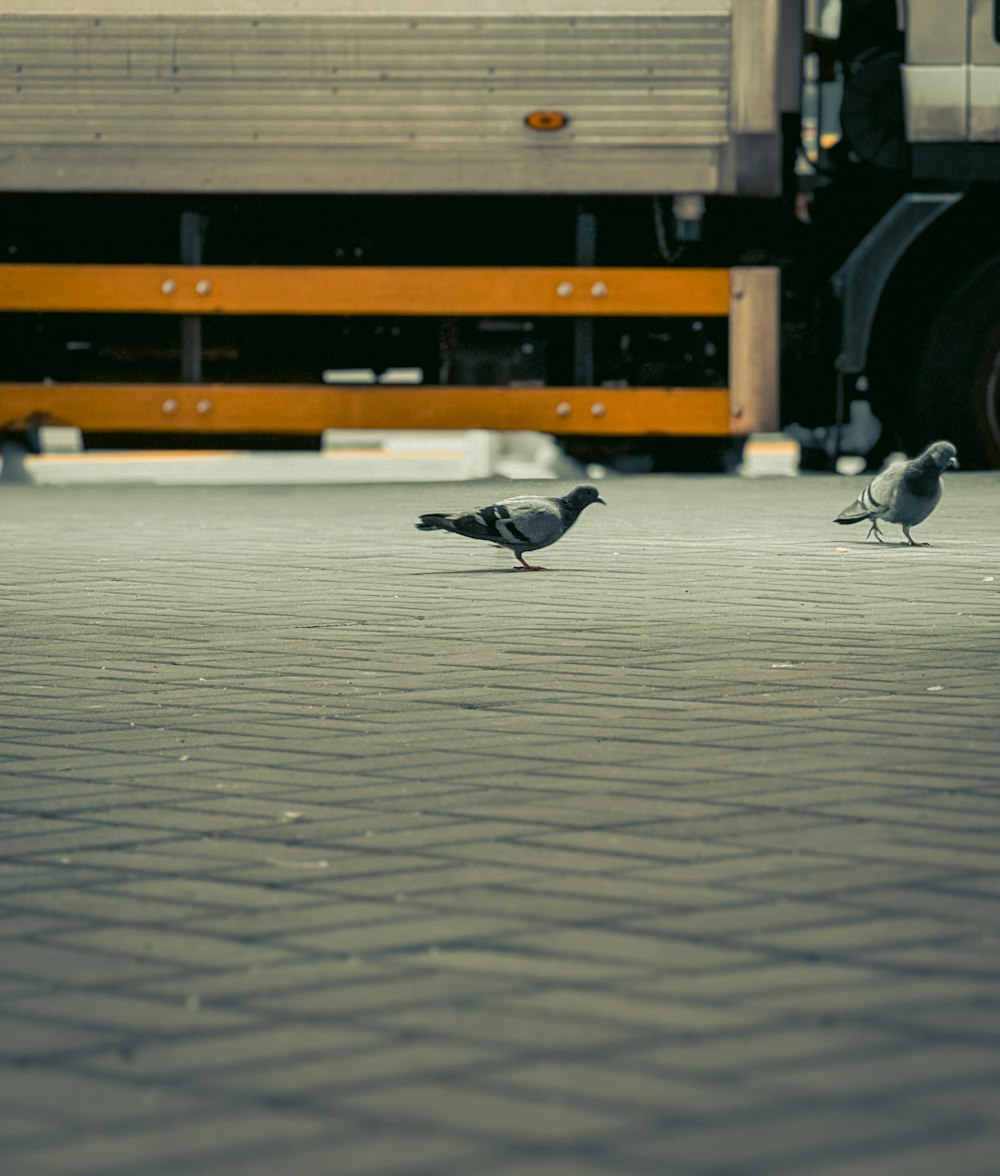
(0, 383), (733, 437)
(0, 265), (732, 317)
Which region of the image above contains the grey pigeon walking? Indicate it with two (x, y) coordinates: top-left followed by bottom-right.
(416, 484), (605, 570)
(833, 440), (958, 545)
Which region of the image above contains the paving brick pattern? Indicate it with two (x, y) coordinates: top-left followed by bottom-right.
(1, 472), (999, 1176)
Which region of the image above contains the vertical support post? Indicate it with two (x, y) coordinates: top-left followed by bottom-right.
(728, 266), (780, 434)
(832, 367), (847, 462)
(179, 211), (205, 384)
(573, 208), (597, 387)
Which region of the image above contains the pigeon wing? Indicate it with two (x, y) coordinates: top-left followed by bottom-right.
(494, 497), (564, 549)
(443, 509), (511, 543)
(866, 462), (906, 511)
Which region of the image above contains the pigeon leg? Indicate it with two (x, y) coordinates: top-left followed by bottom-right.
(901, 526), (929, 547)
(514, 553), (546, 571)
(866, 519), (885, 543)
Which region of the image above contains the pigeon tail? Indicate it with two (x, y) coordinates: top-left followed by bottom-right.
(833, 479), (883, 524)
(833, 502), (873, 524)
(415, 514), (453, 532)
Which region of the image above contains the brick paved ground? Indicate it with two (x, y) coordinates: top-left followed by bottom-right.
(1, 471), (999, 1176)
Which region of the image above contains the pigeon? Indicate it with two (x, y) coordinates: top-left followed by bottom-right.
(416, 484), (605, 570)
(833, 440), (958, 545)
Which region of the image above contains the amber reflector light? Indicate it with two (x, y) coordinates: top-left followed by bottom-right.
(524, 110), (569, 131)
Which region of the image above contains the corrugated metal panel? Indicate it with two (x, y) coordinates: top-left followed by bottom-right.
(0, 12), (743, 193)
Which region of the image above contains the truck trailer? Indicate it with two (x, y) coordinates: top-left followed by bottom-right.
(0, 1), (997, 467)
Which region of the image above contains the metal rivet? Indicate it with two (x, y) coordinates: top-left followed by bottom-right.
(195, 279), (212, 296)
(555, 401), (572, 417)
(556, 282), (574, 298)
(160, 279), (177, 295)
(731, 404), (744, 418)
(195, 399), (213, 415)
(590, 402), (606, 418)
(162, 398), (179, 414)
(590, 282), (608, 298)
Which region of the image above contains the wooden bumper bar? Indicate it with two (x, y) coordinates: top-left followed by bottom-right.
(0, 265), (732, 317)
(0, 384), (732, 437)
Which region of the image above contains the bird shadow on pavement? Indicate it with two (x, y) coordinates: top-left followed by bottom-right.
(406, 566), (590, 575)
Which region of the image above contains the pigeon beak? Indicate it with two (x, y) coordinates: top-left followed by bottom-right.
(949, 457), (960, 469)
(596, 496), (607, 505)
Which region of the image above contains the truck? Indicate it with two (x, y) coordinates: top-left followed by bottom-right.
(0, 1), (997, 468)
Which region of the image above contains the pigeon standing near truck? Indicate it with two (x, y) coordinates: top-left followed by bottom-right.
(833, 441), (959, 545)
(416, 485), (605, 570)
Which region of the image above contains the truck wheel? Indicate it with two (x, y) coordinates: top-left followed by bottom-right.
(906, 257), (1000, 467)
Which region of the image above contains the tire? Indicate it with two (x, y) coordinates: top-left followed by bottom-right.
(906, 256), (1000, 468)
